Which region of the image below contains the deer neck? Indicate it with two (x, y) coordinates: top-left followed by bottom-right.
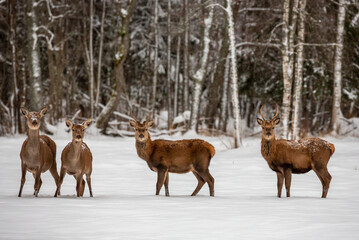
(27, 128), (40, 150)
(68, 140), (82, 161)
(135, 135), (153, 161)
(261, 136), (277, 161)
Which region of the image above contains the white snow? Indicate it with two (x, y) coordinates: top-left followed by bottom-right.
(1, 134), (359, 239)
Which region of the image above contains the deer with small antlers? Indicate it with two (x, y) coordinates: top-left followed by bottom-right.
(257, 104), (335, 198)
(54, 118), (93, 197)
(129, 112), (216, 196)
(19, 106), (59, 197)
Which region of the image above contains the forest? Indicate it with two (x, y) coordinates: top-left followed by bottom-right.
(1, 0), (358, 147)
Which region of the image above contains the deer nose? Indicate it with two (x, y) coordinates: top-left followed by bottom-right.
(139, 134), (144, 138)
(32, 120), (37, 125)
(76, 135), (81, 139)
(266, 132), (271, 136)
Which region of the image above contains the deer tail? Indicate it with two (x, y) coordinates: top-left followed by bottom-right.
(329, 143), (335, 157)
(204, 142), (215, 159)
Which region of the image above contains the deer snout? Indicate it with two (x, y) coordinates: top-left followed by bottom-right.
(32, 120), (38, 125)
(76, 135), (82, 139)
(139, 134), (144, 138)
(266, 132), (271, 136)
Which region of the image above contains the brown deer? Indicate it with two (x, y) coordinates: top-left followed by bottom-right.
(19, 106), (59, 197)
(257, 104), (335, 198)
(54, 118), (93, 197)
(129, 113), (215, 196)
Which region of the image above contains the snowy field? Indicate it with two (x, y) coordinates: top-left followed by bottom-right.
(0, 131), (359, 240)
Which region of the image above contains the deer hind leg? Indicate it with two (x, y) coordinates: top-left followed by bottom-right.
(86, 174), (93, 197)
(54, 167), (66, 197)
(276, 171), (284, 198)
(164, 172), (169, 197)
(191, 171), (205, 196)
(284, 168), (292, 197)
(33, 171), (42, 197)
(18, 164), (27, 197)
(198, 170), (215, 197)
(313, 166), (331, 198)
(156, 169), (167, 196)
(49, 162), (60, 196)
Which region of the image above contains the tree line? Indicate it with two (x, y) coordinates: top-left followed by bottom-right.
(0, 0), (358, 147)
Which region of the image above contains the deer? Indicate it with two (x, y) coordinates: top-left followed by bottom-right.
(257, 104), (335, 198)
(54, 118), (93, 197)
(129, 112), (216, 197)
(19, 106), (59, 197)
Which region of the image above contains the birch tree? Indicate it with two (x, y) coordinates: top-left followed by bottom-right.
(167, 0), (172, 129)
(152, 0), (159, 110)
(226, 0), (242, 147)
(292, 0), (307, 140)
(281, 0), (299, 139)
(332, 0), (346, 134)
(189, 5), (214, 131)
(89, 0), (94, 118)
(183, 0), (189, 111)
(174, 37), (181, 118)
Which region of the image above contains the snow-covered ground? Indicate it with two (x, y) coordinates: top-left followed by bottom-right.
(0, 132), (358, 239)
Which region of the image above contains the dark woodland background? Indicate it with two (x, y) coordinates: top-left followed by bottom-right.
(0, 0), (358, 144)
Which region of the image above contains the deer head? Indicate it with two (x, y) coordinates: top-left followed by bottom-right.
(257, 104), (280, 140)
(129, 112), (154, 142)
(21, 106), (48, 130)
(66, 118), (92, 142)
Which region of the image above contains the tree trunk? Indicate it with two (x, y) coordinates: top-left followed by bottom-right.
(219, 56), (230, 132)
(167, 0), (172, 129)
(183, 0), (189, 111)
(227, 0), (242, 147)
(332, 0), (346, 134)
(174, 37), (181, 118)
(292, 0), (307, 140)
(96, 0), (137, 130)
(189, 5), (214, 131)
(89, 0), (94, 118)
(95, 0), (106, 114)
(152, 0), (159, 111)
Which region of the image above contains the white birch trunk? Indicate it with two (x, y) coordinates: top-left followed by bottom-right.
(227, 0), (242, 147)
(89, 0), (94, 118)
(152, 0), (159, 110)
(183, 0), (189, 111)
(10, 0), (18, 133)
(167, 0), (172, 129)
(95, 0), (106, 112)
(189, 6), (214, 130)
(174, 37), (181, 118)
(292, 0), (307, 140)
(332, 0), (346, 134)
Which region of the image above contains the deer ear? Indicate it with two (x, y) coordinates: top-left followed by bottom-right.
(147, 120), (154, 128)
(65, 119), (73, 128)
(21, 107), (29, 116)
(257, 118), (263, 125)
(40, 106), (48, 117)
(274, 118), (280, 125)
(83, 118), (92, 128)
(129, 120), (136, 128)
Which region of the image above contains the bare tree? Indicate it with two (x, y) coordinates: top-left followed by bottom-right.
(183, 0), (189, 111)
(332, 0), (346, 134)
(167, 0), (172, 129)
(152, 0), (159, 111)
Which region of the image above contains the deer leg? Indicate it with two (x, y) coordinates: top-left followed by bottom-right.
(284, 168), (292, 197)
(75, 175), (86, 197)
(18, 164), (27, 197)
(54, 167), (66, 197)
(86, 174), (93, 197)
(198, 170), (215, 197)
(33, 170), (41, 197)
(49, 162), (60, 195)
(164, 172), (169, 197)
(191, 171), (205, 196)
(156, 169), (167, 195)
(276, 172), (284, 198)
(313, 166), (331, 198)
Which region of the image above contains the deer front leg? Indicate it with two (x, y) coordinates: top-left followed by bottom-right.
(75, 174), (85, 197)
(284, 168), (292, 197)
(86, 174), (93, 197)
(156, 169), (167, 196)
(276, 171), (284, 198)
(18, 164), (27, 197)
(33, 170), (42, 197)
(54, 167), (66, 197)
(164, 172), (169, 197)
